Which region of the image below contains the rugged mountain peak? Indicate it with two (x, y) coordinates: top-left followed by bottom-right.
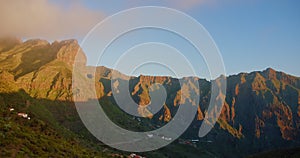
(23, 39), (50, 46)
(138, 75), (171, 84)
(261, 67), (278, 80)
(265, 67), (276, 72)
(54, 39), (78, 45)
(52, 39), (86, 67)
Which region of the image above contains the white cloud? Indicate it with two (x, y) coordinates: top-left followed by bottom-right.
(0, 0), (105, 40)
(0, 0), (215, 40)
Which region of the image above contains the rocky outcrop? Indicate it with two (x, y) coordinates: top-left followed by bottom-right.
(0, 39), (87, 101)
(53, 39), (86, 67)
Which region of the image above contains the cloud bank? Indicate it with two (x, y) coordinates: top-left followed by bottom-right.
(0, 0), (105, 40)
(0, 0), (212, 40)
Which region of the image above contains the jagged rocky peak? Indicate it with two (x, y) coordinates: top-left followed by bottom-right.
(138, 75), (172, 84)
(265, 67), (276, 73)
(261, 67), (278, 80)
(23, 38), (50, 46)
(53, 39), (78, 45)
(52, 39), (87, 66)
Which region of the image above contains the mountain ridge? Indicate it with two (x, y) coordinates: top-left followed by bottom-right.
(0, 38), (299, 157)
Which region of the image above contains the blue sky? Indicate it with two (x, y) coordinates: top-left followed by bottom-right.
(79, 0), (300, 78)
(4, 0), (300, 78)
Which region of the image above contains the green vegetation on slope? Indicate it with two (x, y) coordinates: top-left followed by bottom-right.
(0, 96), (111, 157)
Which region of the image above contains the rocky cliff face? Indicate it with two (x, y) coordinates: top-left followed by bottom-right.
(225, 69), (300, 142)
(0, 38), (86, 100)
(97, 67), (300, 145)
(0, 38), (299, 156)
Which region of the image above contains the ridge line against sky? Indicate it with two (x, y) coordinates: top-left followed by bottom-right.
(0, 0), (299, 78)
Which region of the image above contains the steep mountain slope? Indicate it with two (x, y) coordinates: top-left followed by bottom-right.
(0, 39), (114, 157)
(0, 91), (111, 158)
(0, 38), (299, 157)
(99, 68), (300, 157)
